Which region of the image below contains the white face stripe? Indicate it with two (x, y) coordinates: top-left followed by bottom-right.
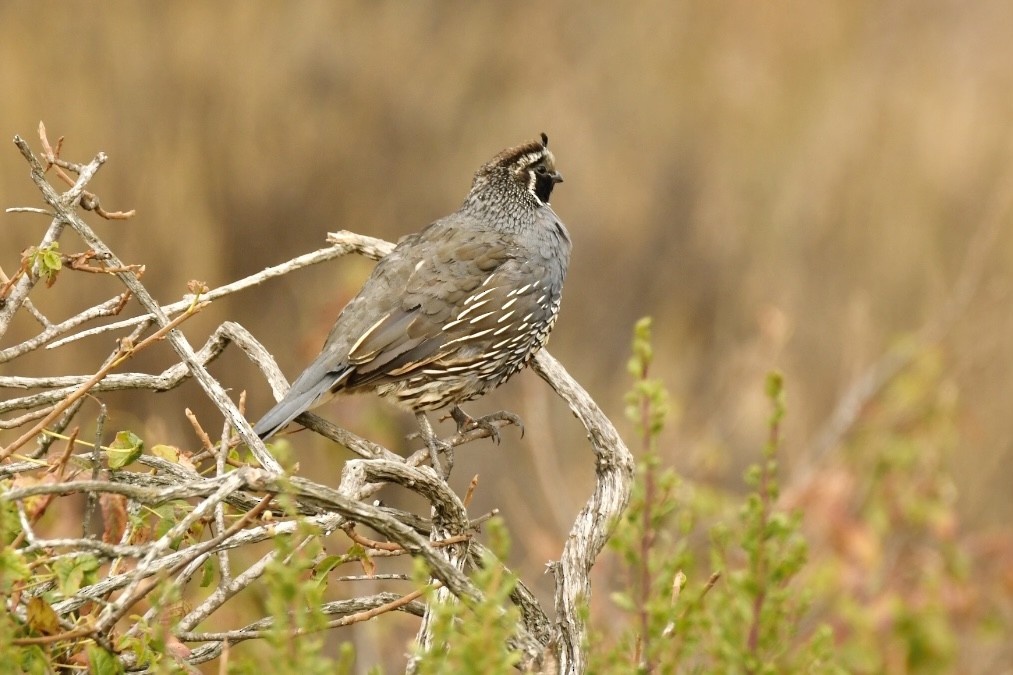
(515, 148), (554, 206)
(516, 150), (548, 168)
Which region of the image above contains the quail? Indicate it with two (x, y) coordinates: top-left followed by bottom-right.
(253, 134), (570, 475)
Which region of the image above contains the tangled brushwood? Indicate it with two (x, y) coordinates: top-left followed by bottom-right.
(0, 125), (633, 673)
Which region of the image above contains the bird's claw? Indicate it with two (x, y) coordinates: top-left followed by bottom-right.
(449, 406), (524, 444)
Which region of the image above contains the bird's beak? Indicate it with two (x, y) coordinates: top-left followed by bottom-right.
(551, 172), (564, 184)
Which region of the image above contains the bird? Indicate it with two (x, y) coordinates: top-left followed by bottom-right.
(253, 133), (570, 476)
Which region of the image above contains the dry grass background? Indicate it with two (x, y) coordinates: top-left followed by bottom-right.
(3, 1), (1013, 670)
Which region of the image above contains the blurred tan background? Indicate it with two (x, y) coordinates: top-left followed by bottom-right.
(3, 0), (1013, 668)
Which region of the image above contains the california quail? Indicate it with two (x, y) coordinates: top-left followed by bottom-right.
(253, 134), (570, 474)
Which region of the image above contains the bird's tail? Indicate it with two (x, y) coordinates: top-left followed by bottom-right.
(253, 365), (353, 440)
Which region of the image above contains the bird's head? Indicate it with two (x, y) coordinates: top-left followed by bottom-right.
(471, 133), (564, 206)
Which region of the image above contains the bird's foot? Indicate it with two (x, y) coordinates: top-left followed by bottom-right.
(448, 406), (525, 445)
(425, 436), (454, 480)
(415, 412), (453, 479)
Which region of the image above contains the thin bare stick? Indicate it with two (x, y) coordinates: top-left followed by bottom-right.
(178, 590), (430, 648)
(46, 244), (370, 350)
(0, 151), (72, 337)
(0, 301), (206, 459)
(1, 321), (270, 415)
(37, 121), (135, 220)
(344, 525), (403, 552)
(0, 292), (131, 364)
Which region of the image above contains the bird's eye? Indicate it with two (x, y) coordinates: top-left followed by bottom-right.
(535, 165), (548, 175)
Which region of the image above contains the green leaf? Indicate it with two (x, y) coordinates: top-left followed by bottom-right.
(25, 243), (63, 283)
(106, 430), (144, 469)
(0, 547), (31, 590)
(53, 554), (100, 596)
(87, 645), (124, 675)
(42, 249), (62, 273)
(314, 555), (346, 577)
(16, 645), (50, 675)
(200, 556), (216, 588)
(764, 371), (783, 399)
(150, 444), (180, 462)
(152, 502), (192, 548)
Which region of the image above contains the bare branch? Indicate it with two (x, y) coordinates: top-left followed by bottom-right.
(1, 473), (246, 504)
(0, 300), (208, 460)
(0, 292), (130, 364)
(46, 241), (384, 350)
(180, 593), (427, 665)
(0, 138), (72, 338)
(183, 586), (434, 644)
(1, 321), (276, 415)
(532, 350), (635, 673)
